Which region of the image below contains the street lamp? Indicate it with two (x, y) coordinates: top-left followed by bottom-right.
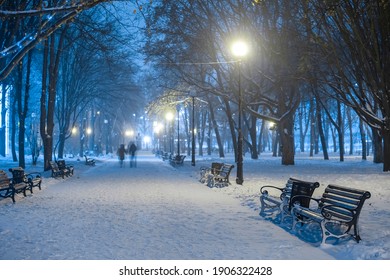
(231, 40), (248, 185)
(176, 106), (180, 156)
(191, 96), (196, 166)
(166, 112), (174, 153)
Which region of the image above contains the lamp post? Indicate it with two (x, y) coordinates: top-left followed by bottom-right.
(177, 106), (180, 156)
(191, 96), (196, 166)
(231, 40), (248, 185)
(166, 112), (174, 153)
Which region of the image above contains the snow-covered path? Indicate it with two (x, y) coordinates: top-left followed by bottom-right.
(0, 153), (333, 260)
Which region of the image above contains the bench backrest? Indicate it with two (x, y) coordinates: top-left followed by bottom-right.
(49, 161), (59, 171)
(57, 160), (66, 169)
(8, 167), (25, 184)
(285, 178), (320, 210)
(320, 184), (371, 223)
(211, 162), (224, 175)
(219, 164), (234, 177)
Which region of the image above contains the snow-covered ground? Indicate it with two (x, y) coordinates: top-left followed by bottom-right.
(0, 151), (389, 260)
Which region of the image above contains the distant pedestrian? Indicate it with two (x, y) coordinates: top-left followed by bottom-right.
(128, 142), (137, 167)
(117, 144), (126, 167)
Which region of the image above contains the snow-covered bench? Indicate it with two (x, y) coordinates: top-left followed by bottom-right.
(291, 184), (371, 244)
(8, 167), (42, 193)
(57, 160), (74, 176)
(0, 169), (29, 203)
(169, 155), (186, 166)
(84, 155), (96, 166)
(260, 177), (319, 223)
(199, 162), (224, 184)
(49, 161), (68, 179)
(207, 163), (234, 188)
(161, 152), (171, 161)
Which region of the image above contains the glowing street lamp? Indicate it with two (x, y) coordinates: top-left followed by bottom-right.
(231, 41), (249, 58)
(231, 40), (248, 185)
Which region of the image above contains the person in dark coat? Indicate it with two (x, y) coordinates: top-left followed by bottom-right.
(128, 142), (137, 167)
(117, 144), (126, 167)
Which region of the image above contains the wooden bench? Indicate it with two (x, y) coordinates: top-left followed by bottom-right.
(169, 154), (186, 166)
(8, 167), (42, 193)
(291, 184), (371, 244)
(0, 170), (29, 203)
(207, 163), (234, 188)
(260, 178), (320, 223)
(49, 161), (68, 178)
(84, 155), (96, 166)
(199, 162), (224, 184)
(161, 152), (171, 161)
(57, 160), (74, 176)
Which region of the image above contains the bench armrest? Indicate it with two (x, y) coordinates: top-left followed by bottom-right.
(26, 172), (41, 178)
(260, 185), (285, 195)
(291, 195), (321, 208)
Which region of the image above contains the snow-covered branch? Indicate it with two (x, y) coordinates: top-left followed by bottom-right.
(0, 4), (86, 17)
(0, 0), (110, 81)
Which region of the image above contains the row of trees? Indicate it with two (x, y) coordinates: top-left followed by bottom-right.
(1, 0), (389, 172)
(0, 0), (145, 170)
(142, 0), (390, 171)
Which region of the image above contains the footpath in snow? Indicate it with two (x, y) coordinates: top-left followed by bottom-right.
(0, 152), (335, 260)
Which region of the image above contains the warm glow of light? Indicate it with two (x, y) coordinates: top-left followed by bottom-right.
(71, 127), (77, 134)
(125, 130), (134, 136)
(231, 41), (249, 57)
(144, 136), (151, 144)
(86, 128), (92, 135)
(153, 122), (163, 134)
(165, 112), (174, 121)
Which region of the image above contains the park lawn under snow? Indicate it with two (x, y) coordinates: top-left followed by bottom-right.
(0, 151), (389, 260)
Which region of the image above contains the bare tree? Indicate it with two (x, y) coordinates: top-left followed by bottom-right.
(310, 0), (390, 171)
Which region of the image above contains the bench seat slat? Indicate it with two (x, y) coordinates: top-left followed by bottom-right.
(292, 184), (370, 244)
(321, 197), (359, 210)
(327, 184), (369, 196)
(325, 188), (365, 201)
(322, 193), (361, 206)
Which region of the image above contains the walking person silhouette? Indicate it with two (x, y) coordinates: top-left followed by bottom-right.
(128, 142), (137, 167)
(117, 144), (126, 168)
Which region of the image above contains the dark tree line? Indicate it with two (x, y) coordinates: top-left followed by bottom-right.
(141, 0), (390, 171)
(1, 0), (389, 172)
(0, 0), (144, 170)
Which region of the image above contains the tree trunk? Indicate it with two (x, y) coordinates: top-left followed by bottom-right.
(316, 99), (329, 160)
(309, 101), (315, 157)
(382, 127), (390, 172)
(0, 84), (6, 157)
(40, 40), (49, 170)
(280, 115), (295, 165)
(359, 118), (367, 160)
(197, 110), (206, 156)
(337, 100), (344, 162)
(272, 130), (279, 157)
(16, 60), (26, 168)
(372, 128), (383, 164)
(40, 30), (66, 170)
(208, 101), (224, 158)
(248, 113), (258, 159)
(346, 107), (353, 155)
(224, 98), (237, 161)
(10, 91), (17, 162)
